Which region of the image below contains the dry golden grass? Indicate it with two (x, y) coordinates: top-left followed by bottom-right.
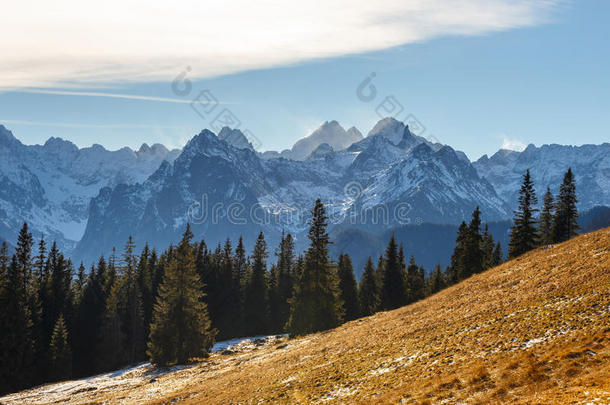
(3, 228), (610, 404)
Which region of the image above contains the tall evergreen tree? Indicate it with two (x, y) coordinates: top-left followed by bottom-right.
(49, 314), (72, 382)
(481, 224), (495, 270)
(447, 221), (468, 285)
(0, 255), (34, 393)
(244, 232), (269, 336)
(509, 169), (539, 258)
(73, 265), (106, 377)
(405, 255), (425, 304)
(379, 235), (406, 310)
(337, 253), (359, 322)
(274, 232), (295, 332)
(538, 187), (555, 245)
(147, 225), (216, 366)
(122, 236), (145, 364)
(492, 242), (504, 267)
(427, 264), (447, 296)
(287, 199), (343, 335)
(552, 168), (579, 243)
(358, 257), (379, 317)
(216, 238), (242, 339)
(98, 237), (145, 370)
(463, 207), (484, 277)
(137, 244), (154, 343)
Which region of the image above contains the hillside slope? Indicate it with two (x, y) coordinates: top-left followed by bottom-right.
(3, 228), (609, 404)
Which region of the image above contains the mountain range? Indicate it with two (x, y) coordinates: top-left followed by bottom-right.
(0, 118), (608, 267)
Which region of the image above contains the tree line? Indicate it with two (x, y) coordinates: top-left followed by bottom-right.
(0, 167), (579, 394)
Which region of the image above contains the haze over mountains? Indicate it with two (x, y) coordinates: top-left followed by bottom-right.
(0, 118), (608, 266)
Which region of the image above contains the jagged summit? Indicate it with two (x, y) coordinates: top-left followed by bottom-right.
(367, 117), (407, 145)
(287, 120), (363, 160)
(218, 127), (254, 150)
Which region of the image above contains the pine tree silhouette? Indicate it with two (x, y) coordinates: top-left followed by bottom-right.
(509, 169), (539, 258)
(147, 224), (216, 366)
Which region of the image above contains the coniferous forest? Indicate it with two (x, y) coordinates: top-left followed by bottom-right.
(0, 168), (578, 395)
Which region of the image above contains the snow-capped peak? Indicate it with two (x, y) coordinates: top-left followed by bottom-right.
(367, 117), (406, 145)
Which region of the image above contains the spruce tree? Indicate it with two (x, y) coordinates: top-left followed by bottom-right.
(509, 169), (539, 258)
(16, 224), (45, 385)
(49, 314), (72, 382)
(447, 221), (468, 284)
(244, 232), (269, 336)
(427, 264), (447, 296)
(463, 207), (484, 277)
(337, 254), (359, 321)
(73, 265), (106, 376)
(287, 199), (343, 335)
(98, 237), (145, 370)
(379, 235), (406, 310)
(147, 225), (216, 366)
(275, 232), (295, 331)
(538, 187), (555, 245)
(492, 242), (504, 267)
(552, 168), (579, 243)
(122, 236), (145, 364)
(213, 239), (240, 339)
(481, 224), (495, 270)
(405, 255), (424, 304)
(268, 263), (282, 333)
(137, 244), (154, 344)
(358, 257), (379, 317)
(98, 278), (126, 370)
(0, 255), (34, 393)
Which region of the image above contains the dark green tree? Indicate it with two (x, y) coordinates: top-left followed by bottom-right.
(72, 264), (106, 376)
(405, 255), (425, 304)
(49, 314), (72, 382)
(0, 255), (34, 393)
(552, 168), (579, 243)
(358, 257), (379, 317)
(274, 232), (295, 332)
(446, 221), (469, 284)
(147, 225), (216, 366)
(463, 207), (483, 277)
(509, 169), (539, 258)
(538, 187), (555, 245)
(98, 237), (145, 370)
(337, 253), (359, 322)
(492, 242), (504, 267)
(287, 199), (343, 335)
(380, 235), (406, 310)
(244, 232), (269, 336)
(427, 264), (447, 296)
(481, 224), (495, 270)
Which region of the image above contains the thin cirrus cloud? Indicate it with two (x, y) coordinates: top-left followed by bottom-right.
(1, 0), (565, 88)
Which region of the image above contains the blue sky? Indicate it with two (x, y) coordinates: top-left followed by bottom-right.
(0, 0), (608, 160)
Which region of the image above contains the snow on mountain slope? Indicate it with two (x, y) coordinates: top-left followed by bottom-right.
(4, 117), (609, 266)
(357, 144), (508, 225)
(474, 143), (610, 211)
(0, 124), (179, 251)
(74, 120), (509, 263)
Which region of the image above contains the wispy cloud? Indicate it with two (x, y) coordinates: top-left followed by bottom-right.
(501, 135), (527, 151)
(3, 89), (234, 104)
(0, 0), (565, 88)
(0, 119), (192, 130)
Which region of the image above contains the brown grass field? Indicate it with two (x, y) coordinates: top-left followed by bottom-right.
(2, 228), (609, 404)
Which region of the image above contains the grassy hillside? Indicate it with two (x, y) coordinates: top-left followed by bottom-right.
(3, 228), (609, 404)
